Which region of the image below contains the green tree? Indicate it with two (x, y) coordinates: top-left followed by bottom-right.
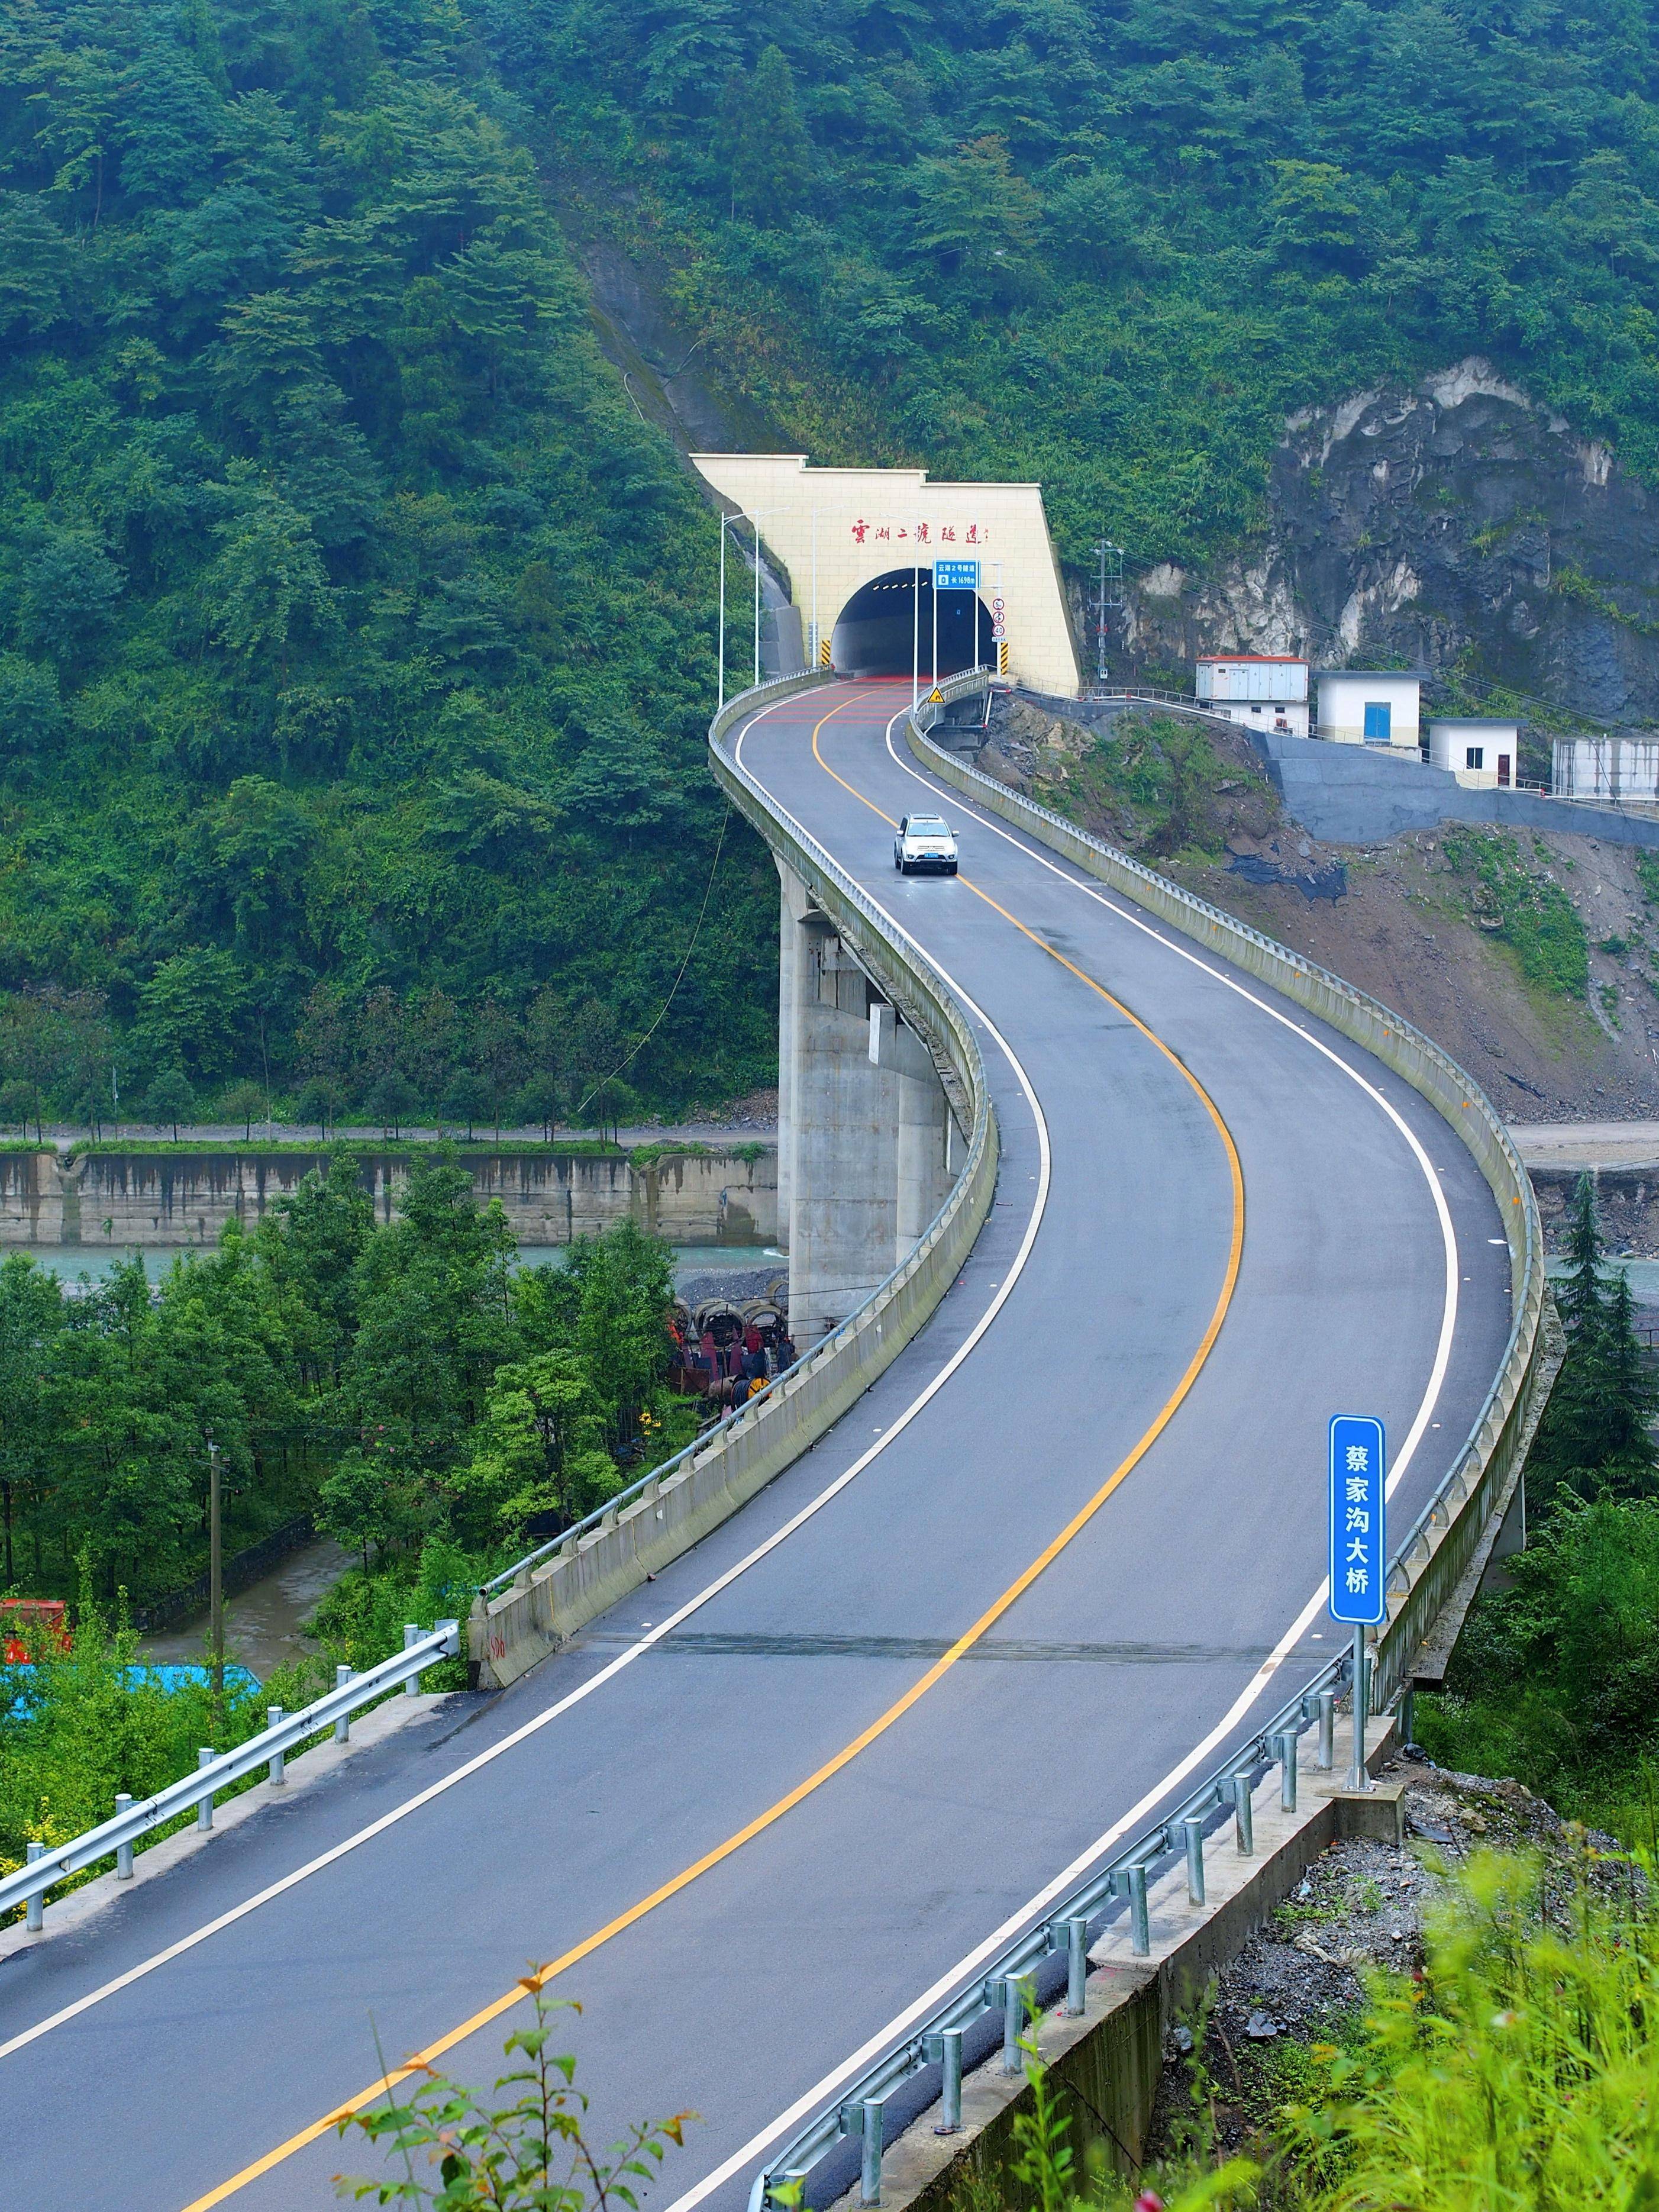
(716, 46), (812, 223)
(343, 1153), (518, 1482)
(368, 1070), (420, 1139)
(441, 1070), (490, 1143)
(295, 1075), (344, 1136)
(514, 1072), (563, 1142)
(456, 1349), (615, 1541)
(0, 1256), (65, 1587)
(135, 952), (247, 1083)
(911, 136), (1042, 304)
(252, 1149), (373, 1381)
(146, 1068), (196, 1142)
(317, 1448), (419, 1572)
(204, 463), (339, 682)
(1530, 1174), (1658, 1514)
(0, 1079), (35, 1137)
(566, 1219), (674, 1451)
(221, 1078), (266, 1141)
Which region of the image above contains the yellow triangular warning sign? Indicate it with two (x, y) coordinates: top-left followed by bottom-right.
(927, 687), (943, 703)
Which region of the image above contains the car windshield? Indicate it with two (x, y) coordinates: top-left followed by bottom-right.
(908, 818), (948, 833)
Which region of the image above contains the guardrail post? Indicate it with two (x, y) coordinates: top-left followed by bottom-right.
(115, 1794), (134, 1878)
(1182, 1814), (1206, 1905)
(1122, 1864), (1150, 1954)
(196, 1747), (215, 1831)
(1276, 1729), (1299, 1813)
(25, 1842), (44, 1930)
(1000, 1978), (1024, 2072)
(935, 2029), (963, 2133)
(404, 1623), (422, 1695)
(334, 1664), (353, 1743)
(859, 2100), (883, 2206)
(267, 1707), (285, 1784)
(1231, 1770), (1254, 1855)
(1317, 1691), (1335, 1771)
(1060, 1915), (1089, 2014)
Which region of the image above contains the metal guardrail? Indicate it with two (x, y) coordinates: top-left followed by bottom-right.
(750, 1651), (1351, 2212)
(0, 1620), (459, 1928)
(740, 683), (1553, 2211)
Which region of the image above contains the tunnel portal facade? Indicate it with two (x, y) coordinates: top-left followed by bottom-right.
(692, 453), (1081, 697)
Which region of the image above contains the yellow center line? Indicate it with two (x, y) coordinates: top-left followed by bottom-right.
(808, 714), (1251, 1148)
(180, 692), (1244, 2211)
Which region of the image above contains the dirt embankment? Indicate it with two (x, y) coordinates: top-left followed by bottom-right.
(1142, 1758), (1637, 2168)
(977, 695), (1659, 1122)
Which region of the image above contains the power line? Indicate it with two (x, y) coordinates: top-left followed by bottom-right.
(573, 803), (734, 1123)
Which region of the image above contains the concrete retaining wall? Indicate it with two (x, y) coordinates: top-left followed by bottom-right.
(1248, 725), (1659, 849)
(0, 1146), (776, 1249)
(470, 669), (1000, 1688)
(908, 701), (1554, 1710)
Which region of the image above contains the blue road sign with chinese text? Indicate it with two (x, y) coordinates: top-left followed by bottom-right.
(1329, 1415), (1386, 1625)
(934, 559), (980, 591)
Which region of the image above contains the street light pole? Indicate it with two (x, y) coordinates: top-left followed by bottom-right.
(752, 514), (761, 691)
(716, 513), (727, 714)
(932, 563), (938, 690)
(207, 1437), (224, 1737)
(912, 559), (920, 712)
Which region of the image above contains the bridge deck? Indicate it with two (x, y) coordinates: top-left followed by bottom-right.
(0, 682), (1511, 2212)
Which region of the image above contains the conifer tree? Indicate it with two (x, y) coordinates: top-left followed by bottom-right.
(1530, 1173), (1658, 1514)
(1555, 1171), (1609, 1337)
(721, 46), (812, 224)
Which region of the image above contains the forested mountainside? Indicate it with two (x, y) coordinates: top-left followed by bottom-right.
(7, 0), (1659, 1118)
(0, 0), (773, 1126)
(502, 0), (1659, 568)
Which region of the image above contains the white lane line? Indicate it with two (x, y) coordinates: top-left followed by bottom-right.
(653, 698), (1464, 2212)
(0, 689), (1054, 2068)
(879, 709), (1460, 1508)
(663, 1574), (1338, 2212)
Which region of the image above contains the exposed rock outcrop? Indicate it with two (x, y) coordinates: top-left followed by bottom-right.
(1123, 361), (1659, 726)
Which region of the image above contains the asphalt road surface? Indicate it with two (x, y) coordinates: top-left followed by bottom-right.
(0, 681), (1514, 2212)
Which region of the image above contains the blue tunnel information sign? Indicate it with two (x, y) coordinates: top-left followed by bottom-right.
(934, 559), (980, 591)
(1329, 1415), (1386, 1626)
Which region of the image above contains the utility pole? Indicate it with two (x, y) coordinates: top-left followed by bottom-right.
(1092, 539), (1124, 685)
(207, 1437), (224, 1737)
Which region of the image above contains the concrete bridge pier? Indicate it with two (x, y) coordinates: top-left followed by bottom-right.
(873, 1003), (953, 1247)
(777, 861), (954, 1347)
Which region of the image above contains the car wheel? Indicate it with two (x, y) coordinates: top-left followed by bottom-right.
(947, 862), (958, 875)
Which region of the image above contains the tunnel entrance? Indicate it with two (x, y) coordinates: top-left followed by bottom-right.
(830, 568), (995, 679)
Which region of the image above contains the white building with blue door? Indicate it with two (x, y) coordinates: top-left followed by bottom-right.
(1315, 669), (1426, 754)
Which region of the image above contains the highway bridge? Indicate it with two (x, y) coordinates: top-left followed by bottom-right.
(0, 674), (1541, 2211)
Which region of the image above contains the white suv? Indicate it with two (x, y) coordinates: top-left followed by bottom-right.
(893, 812), (958, 876)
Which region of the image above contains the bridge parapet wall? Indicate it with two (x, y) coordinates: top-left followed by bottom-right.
(906, 694), (1555, 1703)
(470, 669), (999, 1687)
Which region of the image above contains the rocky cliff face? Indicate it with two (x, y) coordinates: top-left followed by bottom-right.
(1121, 361), (1659, 727)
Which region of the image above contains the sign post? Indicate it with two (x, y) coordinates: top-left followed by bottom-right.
(1328, 1415), (1385, 1791)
